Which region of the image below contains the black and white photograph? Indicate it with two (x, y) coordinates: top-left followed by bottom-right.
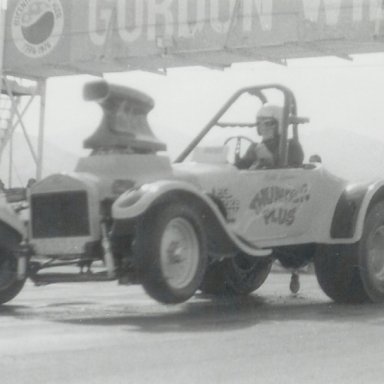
(1, 1), (384, 383)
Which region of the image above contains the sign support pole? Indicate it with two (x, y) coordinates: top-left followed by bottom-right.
(0, 0), (6, 81)
(36, 79), (46, 181)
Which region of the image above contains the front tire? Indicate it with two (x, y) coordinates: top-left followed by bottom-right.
(200, 253), (272, 295)
(0, 246), (25, 304)
(135, 203), (207, 304)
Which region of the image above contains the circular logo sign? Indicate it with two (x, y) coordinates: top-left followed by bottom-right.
(11, 0), (64, 58)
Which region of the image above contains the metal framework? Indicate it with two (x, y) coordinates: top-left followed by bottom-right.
(0, 1), (46, 186)
(0, 77), (45, 186)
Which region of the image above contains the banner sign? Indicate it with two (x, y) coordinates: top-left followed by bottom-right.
(3, 0), (384, 78)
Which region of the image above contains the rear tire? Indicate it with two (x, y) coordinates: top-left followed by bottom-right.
(200, 253), (272, 296)
(358, 201), (384, 302)
(315, 202), (384, 303)
(135, 203), (207, 304)
(314, 243), (368, 303)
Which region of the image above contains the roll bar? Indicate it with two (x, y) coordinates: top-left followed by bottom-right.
(175, 84), (300, 167)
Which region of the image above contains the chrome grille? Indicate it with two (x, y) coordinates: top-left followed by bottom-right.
(31, 191), (90, 238)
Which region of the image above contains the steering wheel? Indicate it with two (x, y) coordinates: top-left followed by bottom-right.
(224, 135), (254, 164)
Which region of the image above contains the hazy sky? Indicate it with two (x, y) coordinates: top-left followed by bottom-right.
(38, 52), (384, 154)
(6, 52), (384, 185)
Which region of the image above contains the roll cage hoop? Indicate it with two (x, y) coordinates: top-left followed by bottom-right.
(175, 84), (305, 168)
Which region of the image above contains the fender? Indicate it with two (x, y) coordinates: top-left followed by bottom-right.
(331, 181), (384, 242)
(112, 179), (271, 257)
(353, 181), (384, 241)
(330, 183), (367, 239)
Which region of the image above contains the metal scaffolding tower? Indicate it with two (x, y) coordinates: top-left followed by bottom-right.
(0, 77), (43, 186)
(0, 1), (46, 186)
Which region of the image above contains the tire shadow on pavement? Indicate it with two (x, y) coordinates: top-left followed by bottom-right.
(49, 294), (384, 334)
(0, 305), (29, 316)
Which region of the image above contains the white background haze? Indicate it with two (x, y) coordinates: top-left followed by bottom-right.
(4, 53), (384, 186)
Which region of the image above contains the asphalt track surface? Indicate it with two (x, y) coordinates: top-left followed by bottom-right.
(1, 272), (384, 384)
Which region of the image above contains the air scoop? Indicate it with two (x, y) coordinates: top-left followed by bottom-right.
(83, 80), (166, 153)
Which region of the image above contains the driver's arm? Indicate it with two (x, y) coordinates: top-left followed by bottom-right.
(236, 143), (257, 169)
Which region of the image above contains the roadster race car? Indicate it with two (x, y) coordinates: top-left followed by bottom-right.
(1, 80), (384, 307)
(110, 82), (384, 304)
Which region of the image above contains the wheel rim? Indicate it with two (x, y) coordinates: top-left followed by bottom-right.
(160, 217), (200, 290)
(366, 225), (384, 286)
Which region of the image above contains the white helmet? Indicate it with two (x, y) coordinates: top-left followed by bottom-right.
(257, 103), (283, 123)
(256, 103), (283, 136)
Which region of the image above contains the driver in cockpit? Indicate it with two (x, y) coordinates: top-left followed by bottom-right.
(236, 103), (303, 170)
